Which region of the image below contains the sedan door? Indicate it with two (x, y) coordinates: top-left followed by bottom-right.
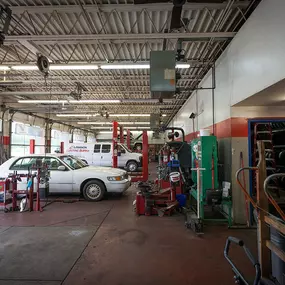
(43, 157), (73, 193)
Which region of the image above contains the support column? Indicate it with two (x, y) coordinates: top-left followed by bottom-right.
(45, 120), (52, 153)
(60, 142), (64, 153)
(30, 139), (35, 154)
(69, 128), (74, 143)
(0, 108), (11, 161)
(84, 131), (88, 143)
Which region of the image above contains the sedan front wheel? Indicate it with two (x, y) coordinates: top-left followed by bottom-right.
(83, 180), (105, 201)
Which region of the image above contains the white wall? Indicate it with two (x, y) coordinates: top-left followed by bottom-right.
(170, 0), (285, 132)
(232, 106), (285, 118)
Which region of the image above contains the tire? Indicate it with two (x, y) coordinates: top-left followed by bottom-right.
(82, 180), (105, 201)
(126, 161), (138, 172)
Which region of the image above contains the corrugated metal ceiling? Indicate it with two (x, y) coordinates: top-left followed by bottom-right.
(0, 0), (259, 130)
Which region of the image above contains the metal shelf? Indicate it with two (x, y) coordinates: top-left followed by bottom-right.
(272, 129), (285, 133)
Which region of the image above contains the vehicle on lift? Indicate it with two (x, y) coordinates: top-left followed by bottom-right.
(65, 142), (142, 172)
(0, 154), (131, 202)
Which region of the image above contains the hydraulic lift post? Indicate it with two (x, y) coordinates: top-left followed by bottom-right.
(120, 126), (124, 144)
(127, 129), (131, 149)
(131, 130), (148, 182)
(112, 121), (118, 168)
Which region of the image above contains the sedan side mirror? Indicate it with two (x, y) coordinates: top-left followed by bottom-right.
(57, 165), (66, 171)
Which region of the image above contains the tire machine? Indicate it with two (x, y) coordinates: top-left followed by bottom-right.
(156, 127), (193, 193)
(185, 135), (232, 234)
(135, 127), (192, 216)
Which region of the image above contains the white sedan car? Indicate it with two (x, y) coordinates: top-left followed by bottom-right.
(0, 154), (131, 201)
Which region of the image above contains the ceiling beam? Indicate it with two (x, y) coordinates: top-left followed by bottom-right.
(0, 75), (197, 81)
(5, 38), (227, 46)
(0, 78), (199, 84)
(5, 32), (236, 42)
(0, 91), (184, 98)
(9, 2), (250, 14)
(18, 40), (52, 60)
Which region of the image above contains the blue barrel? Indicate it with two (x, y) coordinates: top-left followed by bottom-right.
(270, 227), (285, 285)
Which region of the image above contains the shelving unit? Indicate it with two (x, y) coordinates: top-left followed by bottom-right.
(252, 123), (276, 197)
(249, 120), (285, 224)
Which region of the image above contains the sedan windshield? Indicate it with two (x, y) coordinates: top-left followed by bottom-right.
(60, 155), (87, 170)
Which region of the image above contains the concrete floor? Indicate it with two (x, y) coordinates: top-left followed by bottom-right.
(0, 171), (258, 285)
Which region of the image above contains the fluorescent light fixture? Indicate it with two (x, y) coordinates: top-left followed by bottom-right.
(176, 63), (190, 69)
(162, 114), (167, 117)
(9, 63), (189, 71)
(56, 114), (98, 117)
(129, 114), (150, 117)
(101, 64), (150, 70)
(91, 126), (112, 130)
(18, 99), (120, 104)
(101, 63), (190, 69)
(50, 64), (98, 70)
(118, 122), (134, 125)
(125, 126), (151, 130)
(99, 131), (112, 134)
(0, 66), (10, 71)
(134, 122), (150, 125)
(109, 114), (151, 117)
(11, 65), (38, 71)
(18, 100), (68, 104)
(109, 114), (129, 117)
(77, 122), (113, 125)
(69, 100), (121, 104)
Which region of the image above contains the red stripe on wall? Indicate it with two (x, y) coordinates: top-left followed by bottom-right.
(179, 117), (248, 141)
(231, 117), (248, 137)
(2, 136), (10, 145)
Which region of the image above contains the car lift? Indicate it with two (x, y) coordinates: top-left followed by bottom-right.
(112, 121), (148, 182)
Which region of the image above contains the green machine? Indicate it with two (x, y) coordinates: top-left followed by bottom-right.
(186, 135), (232, 234)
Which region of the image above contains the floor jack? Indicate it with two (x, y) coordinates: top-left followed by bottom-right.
(135, 172), (180, 216)
(224, 237), (275, 285)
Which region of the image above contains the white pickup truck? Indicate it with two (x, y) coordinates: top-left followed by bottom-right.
(65, 142), (142, 172)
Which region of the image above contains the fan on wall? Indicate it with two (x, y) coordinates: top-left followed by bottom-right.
(134, 0), (224, 31)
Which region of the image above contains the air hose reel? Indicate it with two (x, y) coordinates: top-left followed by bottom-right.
(37, 55), (50, 77)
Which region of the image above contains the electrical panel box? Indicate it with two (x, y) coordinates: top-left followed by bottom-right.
(150, 51), (176, 99)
